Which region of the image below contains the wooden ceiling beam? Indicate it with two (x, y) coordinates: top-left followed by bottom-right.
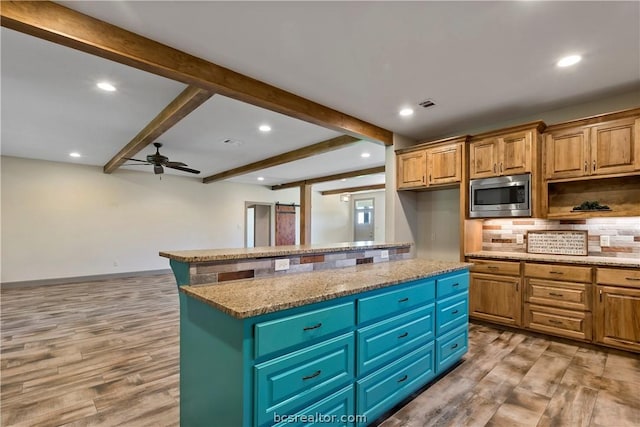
(321, 184), (386, 195)
(1, 1), (393, 145)
(103, 86), (214, 174)
(202, 135), (359, 184)
(271, 166), (385, 190)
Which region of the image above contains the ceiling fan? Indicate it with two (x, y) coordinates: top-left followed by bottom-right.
(124, 142), (200, 175)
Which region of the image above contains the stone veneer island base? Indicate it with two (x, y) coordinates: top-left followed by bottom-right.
(161, 242), (471, 427)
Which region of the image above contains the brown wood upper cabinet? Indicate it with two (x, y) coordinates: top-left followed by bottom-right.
(545, 114), (640, 180)
(396, 136), (467, 190)
(469, 122), (544, 179)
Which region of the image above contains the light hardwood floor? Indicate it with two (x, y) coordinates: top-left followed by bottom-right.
(1, 274), (638, 426)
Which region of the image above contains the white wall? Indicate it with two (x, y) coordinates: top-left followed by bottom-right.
(311, 189), (386, 244)
(416, 188), (460, 261)
(1, 156), (299, 283)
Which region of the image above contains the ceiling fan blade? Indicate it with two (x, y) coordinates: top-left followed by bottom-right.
(166, 164), (201, 174)
(166, 161), (187, 167)
(122, 163), (151, 166)
(123, 157), (149, 163)
(154, 164), (164, 175)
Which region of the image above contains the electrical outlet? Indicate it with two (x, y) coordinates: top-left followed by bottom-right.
(380, 250), (389, 259)
(600, 235), (610, 247)
(274, 258), (290, 271)
(516, 234), (524, 244)
(113, 260), (119, 267)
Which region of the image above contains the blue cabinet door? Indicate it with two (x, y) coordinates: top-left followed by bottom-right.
(435, 292), (468, 336)
(435, 324), (468, 374)
(255, 333), (355, 427)
(358, 279), (435, 325)
(273, 385), (355, 427)
(356, 304), (434, 377)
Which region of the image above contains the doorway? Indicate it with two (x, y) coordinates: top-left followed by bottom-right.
(246, 203), (272, 248)
(353, 198), (375, 242)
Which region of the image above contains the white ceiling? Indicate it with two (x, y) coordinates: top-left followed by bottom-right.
(2, 1), (640, 191)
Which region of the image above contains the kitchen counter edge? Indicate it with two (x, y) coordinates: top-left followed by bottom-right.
(466, 251), (640, 268)
(181, 258), (470, 319)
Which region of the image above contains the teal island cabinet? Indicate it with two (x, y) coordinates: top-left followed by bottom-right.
(163, 248), (470, 427)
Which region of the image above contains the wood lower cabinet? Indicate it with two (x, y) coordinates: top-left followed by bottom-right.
(469, 259), (521, 326)
(594, 267), (640, 352)
(523, 263), (593, 342)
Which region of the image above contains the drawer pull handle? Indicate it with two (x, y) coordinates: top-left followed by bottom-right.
(549, 292), (564, 297)
(398, 332), (409, 339)
(303, 323), (322, 331)
(397, 375), (408, 383)
(548, 320), (562, 325)
(451, 343), (459, 349)
(626, 277), (640, 281)
(452, 283), (460, 287)
(452, 310), (459, 315)
(550, 271), (564, 275)
(302, 370), (321, 380)
(398, 297), (409, 303)
(487, 266), (499, 270)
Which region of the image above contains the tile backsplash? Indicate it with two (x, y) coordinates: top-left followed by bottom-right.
(482, 217), (640, 259)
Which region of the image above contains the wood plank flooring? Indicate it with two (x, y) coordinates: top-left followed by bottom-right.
(1, 274), (638, 426)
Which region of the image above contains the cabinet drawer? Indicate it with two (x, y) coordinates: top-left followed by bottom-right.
(435, 324), (468, 373)
(255, 333), (355, 427)
(436, 272), (469, 299)
(526, 279), (591, 311)
(524, 303), (592, 341)
(356, 342), (435, 426)
(524, 263), (592, 283)
(469, 259), (520, 276)
(436, 293), (468, 336)
(357, 280), (435, 324)
(357, 305), (434, 377)
(273, 385), (355, 427)
(255, 302), (354, 359)
(597, 268), (640, 288)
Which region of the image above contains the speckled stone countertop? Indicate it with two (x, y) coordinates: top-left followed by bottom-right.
(181, 258), (470, 319)
(466, 251), (640, 268)
(160, 241), (412, 263)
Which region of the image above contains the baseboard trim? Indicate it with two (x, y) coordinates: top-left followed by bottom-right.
(1, 269), (173, 289)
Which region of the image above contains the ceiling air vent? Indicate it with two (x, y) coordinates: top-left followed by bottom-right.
(222, 138), (243, 147)
(419, 99), (436, 109)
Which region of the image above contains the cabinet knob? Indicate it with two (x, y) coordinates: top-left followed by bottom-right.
(593, 160), (596, 171)
(584, 161), (588, 172)
(429, 174), (432, 182)
(500, 162), (503, 173)
(493, 163), (497, 173)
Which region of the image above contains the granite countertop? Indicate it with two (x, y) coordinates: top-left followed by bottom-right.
(160, 241), (412, 262)
(466, 251), (640, 268)
(181, 258), (470, 319)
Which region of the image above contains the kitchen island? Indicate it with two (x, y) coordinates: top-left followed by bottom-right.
(162, 243), (470, 426)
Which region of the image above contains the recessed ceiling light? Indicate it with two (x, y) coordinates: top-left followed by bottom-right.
(69, 152), (81, 158)
(341, 178), (347, 182)
(361, 152), (371, 158)
(557, 55), (582, 67)
(257, 176), (265, 181)
(96, 81), (116, 92)
(259, 124), (271, 132)
(399, 108), (414, 117)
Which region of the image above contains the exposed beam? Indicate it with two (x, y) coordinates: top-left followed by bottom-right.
(202, 135), (360, 184)
(1, 1), (393, 145)
(271, 166), (385, 190)
(321, 184), (385, 196)
(103, 86), (214, 173)
(300, 184), (312, 245)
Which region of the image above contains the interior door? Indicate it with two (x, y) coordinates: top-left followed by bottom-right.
(275, 204), (296, 246)
(354, 198), (375, 242)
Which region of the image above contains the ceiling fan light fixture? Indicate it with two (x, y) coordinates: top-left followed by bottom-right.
(96, 81), (116, 92)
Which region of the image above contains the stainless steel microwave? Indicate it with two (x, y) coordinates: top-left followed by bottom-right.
(469, 173), (531, 218)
